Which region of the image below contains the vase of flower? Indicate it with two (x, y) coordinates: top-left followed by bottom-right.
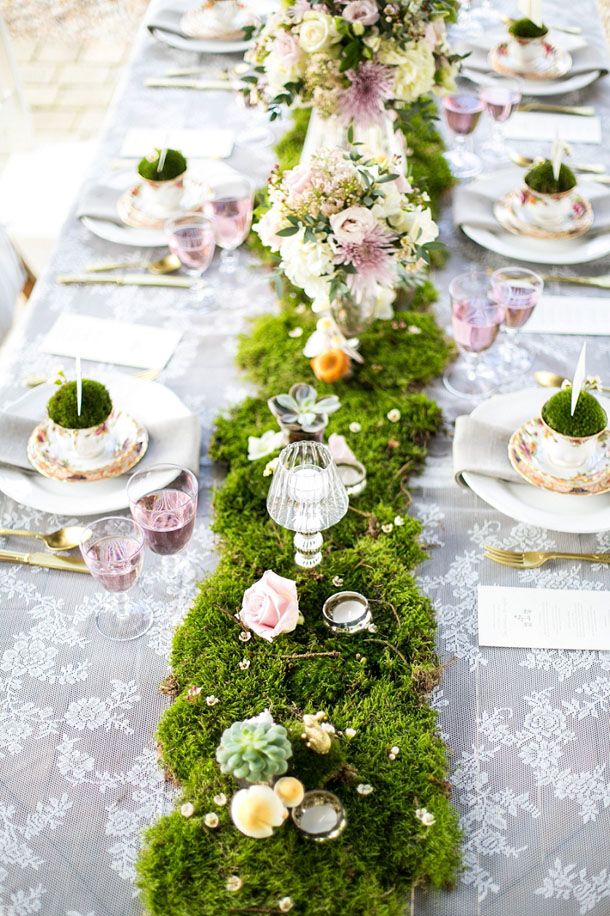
(330, 291), (379, 338)
(300, 109), (406, 170)
(540, 387), (607, 469)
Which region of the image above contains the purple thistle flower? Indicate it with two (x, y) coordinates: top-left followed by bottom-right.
(339, 61), (394, 127)
(334, 223), (397, 297)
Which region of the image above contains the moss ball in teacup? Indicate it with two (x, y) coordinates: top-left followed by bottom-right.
(508, 17), (548, 39)
(137, 148), (187, 183)
(541, 388), (607, 438)
(525, 160), (577, 195)
(47, 379), (113, 430)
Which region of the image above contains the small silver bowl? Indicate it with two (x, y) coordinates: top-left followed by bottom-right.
(322, 591), (371, 634)
(336, 459), (367, 497)
(291, 790), (347, 842)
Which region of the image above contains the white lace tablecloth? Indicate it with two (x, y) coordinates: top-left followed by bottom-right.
(0, 2), (609, 914)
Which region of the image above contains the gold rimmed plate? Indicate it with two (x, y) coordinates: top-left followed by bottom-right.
(508, 417), (610, 496)
(489, 41), (572, 80)
(180, 6), (253, 40)
(117, 179), (206, 229)
(494, 189), (594, 240)
(27, 411), (148, 483)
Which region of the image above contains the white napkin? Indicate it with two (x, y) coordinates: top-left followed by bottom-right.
(523, 294), (610, 335)
(503, 112), (602, 144)
(121, 129), (234, 161)
(453, 415), (521, 487)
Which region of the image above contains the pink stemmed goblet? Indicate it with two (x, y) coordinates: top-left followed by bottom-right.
(205, 176), (254, 277)
(443, 269), (505, 399)
(128, 463), (198, 557)
(80, 516), (151, 642)
(165, 212), (216, 310)
(480, 77), (522, 164)
(490, 266), (544, 376)
(442, 93), (485, 180)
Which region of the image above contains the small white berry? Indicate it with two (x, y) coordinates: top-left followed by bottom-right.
(332, 575), (344, 587)
(204, 812), (219, 828)
(214, 793), (227, 806)
(408, 325), (422, 335)
(206, 695), (219, 706)
(278, 897), (294, 913)
(344, 727), (357, 738)
(387, 409), (401, 423)
(239, 631), (252, 642)
(180, 802), (195, 818)
(415, 807), (435, 827)
(349, 421), (362, 433)
(288, 327), (303, 338)
(356, 783), (374, 796)
(394, 515), (404, 526)
(381, 523), (393, 534)
(226, 875), (242, 892)
(390, 746), (400, 755)
(238, 659), (250, 670)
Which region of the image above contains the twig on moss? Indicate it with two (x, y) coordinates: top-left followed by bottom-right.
(280, 651), (342, 661)
(369, 597), (401, 626)
(365, 638), (409, 667)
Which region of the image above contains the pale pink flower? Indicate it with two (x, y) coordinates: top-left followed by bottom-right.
(334, 223), (397, 297)
(339, 61), (394, 127)
(330, 206), (378, 244)
(272, 29), (304, 67)
(342, 0), (379, 25)
(239, 570), (300, 641)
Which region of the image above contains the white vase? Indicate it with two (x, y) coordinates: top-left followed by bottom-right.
(300, 109), (407, 171)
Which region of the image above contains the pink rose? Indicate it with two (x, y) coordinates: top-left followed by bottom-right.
(330, 205), (378, 244)
(342, 0), (379, 25)
(284, 164), (314, 205)
(273, 30), (304, 67)
(239, 570), (300, 641)
(424, 18), (446, 50)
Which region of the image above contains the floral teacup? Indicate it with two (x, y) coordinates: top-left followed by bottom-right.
(541, 417), (607, 470)
(520, 184), (577, 231)
(509, 35), (547, 68)
(47, 411), (115, 461)
(139, 171), (186, 218)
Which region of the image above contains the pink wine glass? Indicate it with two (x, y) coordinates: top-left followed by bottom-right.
(442, 93), (485, 180)
(80, 516), (151, 642)
(490, 266), (544, 376)
(205, 176), (254, 277)
(165, 212), (216, 310)
(480, 78), (522, 163)
(443, 269), (505, 399)
(128, 463), (198, 558)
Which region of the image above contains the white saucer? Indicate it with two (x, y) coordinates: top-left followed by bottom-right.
(462, 66), (601, 97)
(0, 376), (192, 516)
(463, 388), (610, 533)
(150, 27), (252, 54)
(462, 222), (610, 265)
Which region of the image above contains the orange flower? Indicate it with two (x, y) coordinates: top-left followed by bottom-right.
(310, 349), (351, 383)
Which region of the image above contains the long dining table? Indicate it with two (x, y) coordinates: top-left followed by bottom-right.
(1, 1), (609, 914)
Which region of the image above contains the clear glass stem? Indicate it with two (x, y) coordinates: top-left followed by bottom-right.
(117, 592), (131, 620)
(219, 248), (239, 275)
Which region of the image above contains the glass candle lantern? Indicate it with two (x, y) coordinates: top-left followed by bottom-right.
(291, 790), (347, 842)
(266, 441), (349, 568)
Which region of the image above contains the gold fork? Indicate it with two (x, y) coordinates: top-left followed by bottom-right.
(484, 545), (610, 569)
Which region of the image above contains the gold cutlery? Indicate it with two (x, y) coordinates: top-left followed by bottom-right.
(0, 525), (91, 552)
(85, 254), (181, 275)
(57, 273), (197, 288)
(540, 273), (610, 289)
(534, 370), (610, 392)
(484, 545), (610, 569)
(517, 102), (595, 116)
(510, 152), (605, 174)
(0, 548), (90, 573)
(144, 78), (241, 91)
(501, 15), (582, 35)
(164, 62), (249, 78)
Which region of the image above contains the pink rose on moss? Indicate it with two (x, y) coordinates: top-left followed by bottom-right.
(239, 570), (300, 641)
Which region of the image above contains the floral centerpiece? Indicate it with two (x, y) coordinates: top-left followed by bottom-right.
(254, 144), (440, 332)
(244, 0), (459, 127)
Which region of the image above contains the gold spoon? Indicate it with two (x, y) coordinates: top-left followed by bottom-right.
(85, 254), (181, 274)
(0, 525), (92, 552)
(535, 370), (610, 393)
(510, 152), (606, 174)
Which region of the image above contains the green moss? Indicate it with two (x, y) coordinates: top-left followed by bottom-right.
(137, 106), (461, 914)
(47, 379), (112, 429)
(508, 17), (548, 38)
(137, 148), (187, 181)
(525, 160), (576, 194)
(542, 388), (607, 437)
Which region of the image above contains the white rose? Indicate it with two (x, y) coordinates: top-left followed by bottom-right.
(254, 207), (285, 253)
(299, 11), (338, 53)
(404, 207), (439, 246)
(389, 41), (436, 104)
(373, 285), (396, 320)
(330, 206), (378, 244)
(371, 181), (403, 221)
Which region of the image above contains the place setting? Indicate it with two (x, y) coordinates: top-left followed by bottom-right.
(146, 0), (275, 54)
(457, 0), (608, 96)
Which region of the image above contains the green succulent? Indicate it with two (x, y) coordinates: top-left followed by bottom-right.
(47, 379), (112, 430)
(525, 160), (576, 194)
(508, 17), (548, 38)
(542, 388), (607, 437)
(216, 713), (292, 783)
(137, 148), (187, 182)
(268, 383), (340, 433)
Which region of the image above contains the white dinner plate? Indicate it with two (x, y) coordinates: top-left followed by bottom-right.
(462, 66), (602, 97)
(150, 28), (252, 54)
(0, 376), (192, 516)
(463, 388), (610, 533)
(461, 221), (610, 265)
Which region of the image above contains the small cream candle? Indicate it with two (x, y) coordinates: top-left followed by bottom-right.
(331, 599), (365, 624)
(322, 591), (371, 633)
(299, 804), (339, 835)
(291, 790), (347, 842)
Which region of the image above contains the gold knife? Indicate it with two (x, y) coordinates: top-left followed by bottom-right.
(57, 273), (197, 288)
(517, 103), (595, 117)
(145, 78), (241, 91)
(0, 548), (90, 574)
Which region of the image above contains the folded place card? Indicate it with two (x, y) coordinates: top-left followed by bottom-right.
(502, 112), (602, 144)
(120, 128), (235, 160)
(40, 314), (182, 370)
(478, 585), (610, 651)
(522, 294), (610, 336)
